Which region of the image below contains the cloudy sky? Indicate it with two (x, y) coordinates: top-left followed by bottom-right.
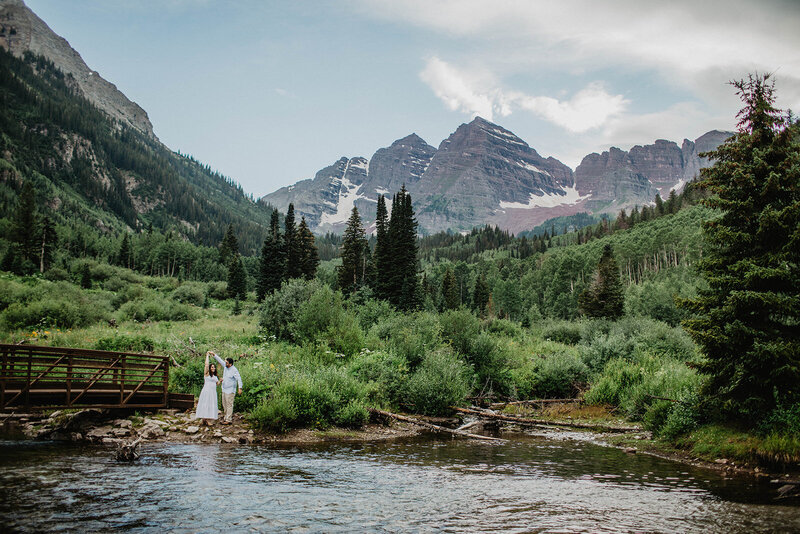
(26, 0), (800, 197)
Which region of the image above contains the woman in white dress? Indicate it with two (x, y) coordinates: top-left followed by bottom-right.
(194, 352), (219, 425)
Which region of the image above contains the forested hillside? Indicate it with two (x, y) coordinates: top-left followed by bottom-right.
(0, 47), (274, 260)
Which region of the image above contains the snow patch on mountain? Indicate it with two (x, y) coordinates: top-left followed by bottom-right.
(499, 186), (588, 209)
(319, 175), (371, 226)
(517, 160), (551, 176)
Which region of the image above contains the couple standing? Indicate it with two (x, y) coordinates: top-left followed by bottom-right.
(195, 351), (243, 425)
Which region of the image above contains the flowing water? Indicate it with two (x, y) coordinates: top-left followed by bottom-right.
(1, 432), (798, 533)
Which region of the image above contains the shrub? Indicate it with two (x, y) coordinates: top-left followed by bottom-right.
(541, 320), (583, 345)
(171, 283), (206, 307)
(511, 349), (588, 399)
(292, 285), (364, 356)
(370, 312), (442, 368)
(260, 278), (323, 341)
(117, 295), (198, 322)
(103, 276), (127, 292)
(0, 281), (112, 329)
(43, 267), (70, 281)
(348, 350), (409, 408)
(404, 350), (471, 415)
(206, 281), (228, 300)
(485, 318), (524, 339)
(94, 334), (155, 353)
(169, 359), (206, 397)
(580, 331), (636, 373)
(439, 308), (481, 355)
(353, 298), (396, 331)
(250, 365), (370, 430)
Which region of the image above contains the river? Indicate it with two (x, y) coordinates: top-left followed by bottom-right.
(1, 432), (798, 533)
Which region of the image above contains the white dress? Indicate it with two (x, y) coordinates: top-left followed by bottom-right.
(194, 375), (219, 419)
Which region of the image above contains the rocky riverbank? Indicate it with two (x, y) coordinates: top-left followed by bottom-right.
(1, 408), (419, 446)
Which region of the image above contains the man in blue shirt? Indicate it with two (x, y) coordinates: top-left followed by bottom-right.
(211, 352), (243, 424)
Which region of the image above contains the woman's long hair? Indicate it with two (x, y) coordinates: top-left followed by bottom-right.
(208, 363), (218, 377)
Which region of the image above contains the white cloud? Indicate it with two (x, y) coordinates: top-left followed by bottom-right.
(358, 0), (800, 110)
(420, 58), (627, 132)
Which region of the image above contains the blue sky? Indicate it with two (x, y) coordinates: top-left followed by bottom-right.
(25, 0), (800, 197)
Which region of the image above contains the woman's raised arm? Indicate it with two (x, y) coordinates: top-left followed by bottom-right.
(204, 352), (210, 377)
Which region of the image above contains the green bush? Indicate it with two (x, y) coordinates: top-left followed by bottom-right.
(118, 295), (198, 322)
(348, 350), (409, 408)
(103, 275), (128, 292)
(291, 285), (364, 357)
(43, 267), (70, 281)
(0, 280), (112, 329)
(249, 365), (370, 430)
(260, 278), (323, 341)
(439, 308), (481, 355)
(580, 331), (636, 372)
(169, 359), (206, 397)
(353, 298), (396, 331)
(171, 282), (206, 307)
(370, 312), (442, 368)
(94, 334), (155, 353)
(485, 318), (524, 339)
(206, 281), (228, 300)
(403, 350), (471, 415)
(541, 320), (583, 345)
(511, 349), (588, 399)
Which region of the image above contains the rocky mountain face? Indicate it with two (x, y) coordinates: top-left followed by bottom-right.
(0, 0), (156, 139)
(261, 118), (729, 235)
(574, 131), (731, 213)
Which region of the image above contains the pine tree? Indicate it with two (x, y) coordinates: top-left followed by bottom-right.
(284, 203), (302, 279)
(441, 267), (459, 310)
(297, 216), (319, 280)
(11, 180), (39, 273)
(219, 223), (238, 266)
(80, 263), (92, 289)
(682, 74), (800, 419)
(227, 253), (247, 300)
(578, 244), (624, 319)
(117, 233), (131, 268)
(373, 194), (390, 299)
(256, 210), (285, 301)
(654, 193), (665, 216)
(473, 272), (491, 316)
(39, 214), (55, 273)
(338, 206), (367, 294)
(385, 185), (419, 310)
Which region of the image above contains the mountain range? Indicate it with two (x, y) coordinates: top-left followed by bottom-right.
(261, 118), (730, 235)
(1, 0), (731, 241)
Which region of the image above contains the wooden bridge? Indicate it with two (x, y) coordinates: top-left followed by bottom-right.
(0, 344), (193, 411)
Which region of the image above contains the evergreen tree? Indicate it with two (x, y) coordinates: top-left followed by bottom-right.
(219, 223), (238, 266)
(227, 253), (247, 300)
(373, 194), (390, 298)
(11, 180), (39, 273)
(654, 193), (665, 216)
(284, 203), (302, 279)
(117, 233), (131, 268)
(578, 244), (624, 319)
(385, 185), (419, 310)
(337, 206), (367, 294)
(39, 214), (55, 273)
(473, 272), (491, 316)
(256, 210), (284, 301)
(683, 74), (800, 419)
(441, 267), (459, 310)
(297, 216), (319, 280)
(80, 263), (92, 289)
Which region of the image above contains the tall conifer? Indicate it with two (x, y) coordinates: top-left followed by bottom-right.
(338, 206), (367, 294)
(257, 209), (285, 301)
(578, 244), (624, 319)
(219, 223), (238, 266)
(284, 203), (302, 279)
(682, 74), (800, 418)
(297, 216), (319, 280)
(373, 195), (390, 298)
(11, 180), (39, 272)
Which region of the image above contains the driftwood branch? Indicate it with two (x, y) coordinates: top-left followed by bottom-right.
(369, 408), (506, 442)
(645, 394), (690, 406)
(489, 398), (582, 410)
(452, 406), (641, 433)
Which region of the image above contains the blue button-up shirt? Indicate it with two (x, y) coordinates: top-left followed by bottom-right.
(213, 354), (243, 394)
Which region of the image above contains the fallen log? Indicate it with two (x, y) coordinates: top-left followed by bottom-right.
(115, 437), (143, 462)
(369, 408), (506, 442)
(489, 398), (582, 410)
(452, 406), (641, 433)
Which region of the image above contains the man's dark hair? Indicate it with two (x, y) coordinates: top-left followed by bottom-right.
(226, 357), (234, 365)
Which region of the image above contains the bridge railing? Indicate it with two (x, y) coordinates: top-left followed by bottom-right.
(0, 344), (169, 411)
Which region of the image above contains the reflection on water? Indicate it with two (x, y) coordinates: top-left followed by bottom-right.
(0, 433), (798, 533)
